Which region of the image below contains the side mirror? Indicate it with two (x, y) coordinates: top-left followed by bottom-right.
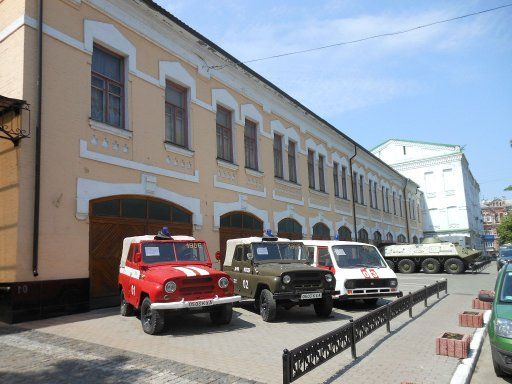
(478, 292), (495, 302)
(246, 252), (253, 261)
(134, 252), (142, 263)
(215, 251), (222, 262)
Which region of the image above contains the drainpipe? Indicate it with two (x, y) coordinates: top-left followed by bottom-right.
(403, 178), (410, 243)
(349, 145), (357, 241)
(32, 0), (43, 276)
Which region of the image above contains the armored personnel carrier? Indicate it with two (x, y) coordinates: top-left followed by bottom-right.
(380, 237), (482, 274)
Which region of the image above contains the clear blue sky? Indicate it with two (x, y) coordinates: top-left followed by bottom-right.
(156, 0), (512, 200)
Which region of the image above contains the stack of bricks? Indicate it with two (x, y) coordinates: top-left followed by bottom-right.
(459, 311), (484, 328)
(436, 333), (472, 359)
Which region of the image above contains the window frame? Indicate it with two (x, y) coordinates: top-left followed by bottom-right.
(341, 166), (348, 199)
(288, 140), (298, 183)
(273, 133), (284, 178)
(216, 105), (234, 163)
(333, 162), (340, 197)
(318, 154), (326, 192)
(244, 118), (258, 171)
(164, 80), (188, 148)
(308, 150), (315, 189)
(353, 171), (358, 203)
(359, 174), (364, 205)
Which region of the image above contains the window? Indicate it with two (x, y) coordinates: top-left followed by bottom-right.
(381, 187), (385, 212)
(397, 234), (406, 243)
(424, 172), (434, 194)
(359, 175), (364, 205)
(216, 106), (233, 162)
(373, 231), (382, 245)
(399, 195), (403, 217)
(338, 226), (352, 241)
(313, 223), (330, 240)
(91, 45), (124, 128)
(308, 150), (315, 189)
(165, 82), (187, 147)
(333, 162), (340, 197)
(341, 166), (348, 199)
(385, 188), (390, 212)
(353, 172), (358, 203)
(318, 155), (325, 192)
(443, 169), (454, 191)
(447, 206), (457, 225)
(373, 181), (378, 209)
(274, 134), (283, 178)
(288, 141), (297, 183)
(358, 228), (369, 243)
(368, 180), (373, 207)
(386, 232), (393, 242)
(393, 191), (396, 215)
(403, 146), (406, 155)
(244, 119), (258, 170)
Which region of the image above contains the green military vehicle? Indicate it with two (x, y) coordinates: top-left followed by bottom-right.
(380, 237), (483, 274)
(219, 233), (338, 322)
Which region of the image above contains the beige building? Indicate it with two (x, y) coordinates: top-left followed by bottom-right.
(0, 0), (423, 322)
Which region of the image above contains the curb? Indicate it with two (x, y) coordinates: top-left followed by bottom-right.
(450, 310), (492, 384)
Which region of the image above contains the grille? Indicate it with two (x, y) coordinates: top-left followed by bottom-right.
(179, 276), (214, 296)
(347, 279), (393, 289)
(291, 272), (322, 290)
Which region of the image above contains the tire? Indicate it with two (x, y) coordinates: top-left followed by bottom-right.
(363, 298), (379, 306)
(140, 297), (165, 335)
(314, 295), (333, 318)
(422, 258), (441, 274)
(493, 356), (505, 377)
(210, 304), (233, 325)
(386, 260), (395, 271)
(259, 289), (277, 322)
(120, 291), (134, 317)
(398, 259), (415, 274)
(444, 258), (465, 274)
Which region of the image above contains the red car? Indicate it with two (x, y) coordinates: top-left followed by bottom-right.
(118, 228), (241, 334)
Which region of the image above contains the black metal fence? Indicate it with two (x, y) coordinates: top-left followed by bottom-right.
(471, 256), (493, 273)
(282, 280), (448, 384)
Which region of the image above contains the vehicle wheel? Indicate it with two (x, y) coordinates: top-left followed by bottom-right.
(259, 289), (277, 322)
(398, 259), (415, 274)
(210, 304), (233, 325)
(363, 298), (379, 306)
(120, 291), (134, 317)
(314, 295), (333, 318)
(493, 356), (505, 377)
(386, 260), (395, 271)
(444, 258), (465, 274)
(422, 258), (441, 274)
(140, 297), (165, 335)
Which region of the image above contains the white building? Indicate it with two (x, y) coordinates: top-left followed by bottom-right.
(371, 139), (483, 249)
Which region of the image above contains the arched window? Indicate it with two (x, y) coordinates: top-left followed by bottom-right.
(386, 232), (393, 242)
(358, 228), (369, 243)
(220, 211), (263, 231)
(338, 226), (352, 241)
(373, 231), (382, 245)
(397, 234), (407, 243)
(412, 236), (419, 244)
(313, 223), (330, 240)
(278, 218), (303, 240)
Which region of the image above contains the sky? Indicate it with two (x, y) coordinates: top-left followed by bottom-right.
(156, 0), (512, 200)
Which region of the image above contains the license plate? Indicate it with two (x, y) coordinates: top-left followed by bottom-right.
(188, 299), (213, 308)
(300, 292), (322, 300)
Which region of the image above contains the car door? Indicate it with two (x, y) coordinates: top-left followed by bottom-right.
(231, 245), (244, 295)
(317, 246), (335, 273)
(239, 245), (254, 297)
(123, 243), (140, 306)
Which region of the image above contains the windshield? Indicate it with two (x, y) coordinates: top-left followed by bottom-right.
(500, 271), (512, 303)
(252, 242), (308, 263)
(500, 250), (512, 258)
(142, 242), (208, 263)
(332, 245), (387, 268)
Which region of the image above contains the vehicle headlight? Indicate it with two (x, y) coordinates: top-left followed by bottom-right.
(218, 277), (229, 289)
(164, 281), (177, 293)
(389, 279), (398, 288)
(325, 274), (333, 283)
(345, 280), (355, 289)
(282, 275), (291, 284)
(496, 318), (512, 339)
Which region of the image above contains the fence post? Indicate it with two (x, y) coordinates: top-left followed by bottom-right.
(424, 285), (428, 307)
(436, 280), (440, 299)
(408, 292), (413, 318)
(283, 349), (291, 384)
(386, 304), (391, 333)
(350, 319), (357, 359)
(445, 279), (448, 294)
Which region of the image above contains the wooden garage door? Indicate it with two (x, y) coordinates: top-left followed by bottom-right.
(219, 212), (263, 259)
(89, 196), (192, 308)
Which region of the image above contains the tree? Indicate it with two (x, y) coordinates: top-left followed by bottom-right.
(497, 215), (512, 245)
(505, 185), (512, 191)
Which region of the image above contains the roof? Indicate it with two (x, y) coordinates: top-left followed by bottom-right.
(0, 95), (26, 117)
(370, 138), (461, 153)
(137, 0), (410, 184)
(301, 240), (379, 247)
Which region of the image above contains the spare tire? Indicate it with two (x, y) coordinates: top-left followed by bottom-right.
(398, 259), (415, 274)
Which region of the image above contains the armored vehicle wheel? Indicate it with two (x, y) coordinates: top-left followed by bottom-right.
(140, 297), (165, 335)
(120, 291), (134, 317)
(386, 260), (395, 271)
(210, 304), (233, 325)
(444, 258), (465, 274)
(422, 258), (441, 274)
(397, 259), (415, 274)
(314, 295), (333, 318)
(259, 289), (277, 322)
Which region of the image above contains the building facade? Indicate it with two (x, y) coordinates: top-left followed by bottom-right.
(481, 198), (511, 254)
(0, 0), (422, 322)
(372, 139), (483, 249)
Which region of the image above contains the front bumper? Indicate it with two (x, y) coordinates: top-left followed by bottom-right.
(150, 295), (241, 310)
(491, 344), (512, 374)
(273, 290), (339, 301)
(336, 291), (403, 300)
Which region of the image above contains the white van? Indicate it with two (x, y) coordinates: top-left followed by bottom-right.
(302, 240), (402, 305)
